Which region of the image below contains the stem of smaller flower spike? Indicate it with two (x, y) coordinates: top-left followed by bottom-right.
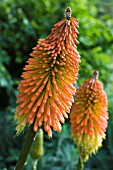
(77, 158), (84, 170)
(15, 125), (36, 170)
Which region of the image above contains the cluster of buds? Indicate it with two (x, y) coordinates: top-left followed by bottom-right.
(15, 7), (80, 137)
(70, 71), (108, 162)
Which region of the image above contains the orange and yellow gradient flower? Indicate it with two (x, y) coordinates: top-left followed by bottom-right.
(70, 70), (108, 162)
(15, 7), (80, 137)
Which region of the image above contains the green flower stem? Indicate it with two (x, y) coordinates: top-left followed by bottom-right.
(15, 125), (36, 170)
(77, 158), (84, 170)
(32, 160), (38, 170)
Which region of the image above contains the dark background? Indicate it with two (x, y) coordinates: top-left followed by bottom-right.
(0, 0), (113, 169)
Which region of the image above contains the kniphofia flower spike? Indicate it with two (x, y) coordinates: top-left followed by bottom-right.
(15, 7), (80, 137)
(70, 70), (108, 162)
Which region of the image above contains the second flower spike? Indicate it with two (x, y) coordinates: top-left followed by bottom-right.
(15, 7), (80, 137)
(70, 70), (108, 162)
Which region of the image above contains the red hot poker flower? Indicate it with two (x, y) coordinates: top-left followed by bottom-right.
(70, 71), (108, 162)
(15, 7), (80, 137)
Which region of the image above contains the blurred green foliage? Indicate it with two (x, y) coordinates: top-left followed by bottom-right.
(0, 0), (113, 169)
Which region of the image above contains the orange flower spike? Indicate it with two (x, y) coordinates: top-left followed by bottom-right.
(70, 70), (108, 162)
(15, 7), (80, 137)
